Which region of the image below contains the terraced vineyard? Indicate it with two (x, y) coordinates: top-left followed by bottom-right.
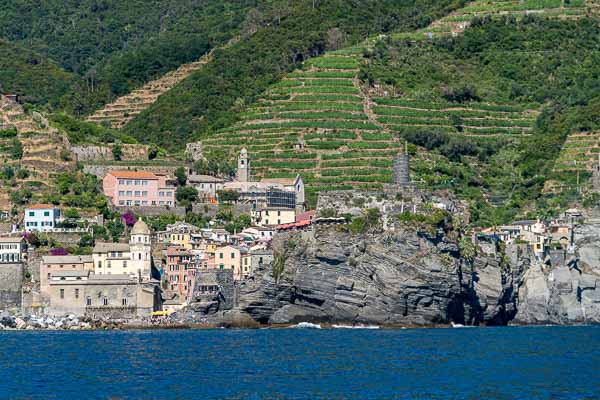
(553, 132), (600, 172)
(372, 98), (538, 137)
(202, 47), (539, 204)
(86, 39), (238, 129)
(202, 52), (402, 202)
(0, 95), (75, 210)
(392, 0), (595, 40)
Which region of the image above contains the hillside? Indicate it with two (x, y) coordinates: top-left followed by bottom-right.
(0, 96), (75, 212)
(200, 2), (600, 222)
(122, 0), (467, 149)
(0, 0), (256, 113)
(0, 40), (82, 109)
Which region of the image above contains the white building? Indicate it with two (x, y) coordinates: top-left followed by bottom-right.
(24, 204), (60, 232)
(187, 174), (224, 201)
(0, 237), (26, 263)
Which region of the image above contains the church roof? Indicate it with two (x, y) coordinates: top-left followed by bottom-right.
(131, 218), (150, 235)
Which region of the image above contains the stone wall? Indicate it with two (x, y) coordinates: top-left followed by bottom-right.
(192, 203), (253, 218)
(83, 164), (179, 179)
(113, 205), (186, 217)
(71, 144), (149, 162)
(0, 263), (23, 309)
(185, 142), (204, 162)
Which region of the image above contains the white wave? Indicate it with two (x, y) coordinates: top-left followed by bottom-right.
(332, 324), (380, 329)
(292, 322), (322, 329)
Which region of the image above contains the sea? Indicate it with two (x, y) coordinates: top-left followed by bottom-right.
(0, 325), (598, 399)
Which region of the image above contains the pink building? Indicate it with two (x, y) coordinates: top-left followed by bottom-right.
(103, 171), (176, 207)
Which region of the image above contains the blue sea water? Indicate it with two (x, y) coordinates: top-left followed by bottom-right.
(0, 325), (599, 399)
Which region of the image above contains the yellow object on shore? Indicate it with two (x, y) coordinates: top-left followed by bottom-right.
(151, 310), (174, 317)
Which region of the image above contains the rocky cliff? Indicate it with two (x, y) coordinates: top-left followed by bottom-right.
(233, 224), (524, 326)
(514, 218), (600, 325)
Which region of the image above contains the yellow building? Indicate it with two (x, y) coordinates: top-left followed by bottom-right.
(215, 245), (247, 281)
(254, 207), (296, 227)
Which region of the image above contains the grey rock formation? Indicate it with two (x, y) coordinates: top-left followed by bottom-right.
(234, 226), (519, 326)
(514, 218), (600, 324)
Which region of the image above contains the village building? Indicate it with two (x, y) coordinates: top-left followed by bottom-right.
(164, 246), (195, 300)
(254, 207), (296, 227)
(156, 221), (200, 250)
(92, 218), (153, 280)
(187, 174), (223, 202)
(102, 171), (176, 207)
(43, 270), (159, 318)
(215, 245), (247, 281)
(241, 248), (273, 279)
(24, 204), (60, 232)
(222, 149), (305, 212)
(40, 255), (94, 293)
(0, 237), (27, 263)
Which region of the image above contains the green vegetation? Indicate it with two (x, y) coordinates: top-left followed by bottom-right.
(125, 0), (467, 148)
(0, 0), (257, 113)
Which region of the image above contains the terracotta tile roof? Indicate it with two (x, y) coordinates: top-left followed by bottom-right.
(108, 171), (159, 179)
(26, 204), (56, 210)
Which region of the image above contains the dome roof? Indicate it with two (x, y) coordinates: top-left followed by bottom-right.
(131, 217), (150, 235)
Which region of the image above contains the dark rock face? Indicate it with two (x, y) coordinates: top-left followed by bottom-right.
(236, 227), (520, 326)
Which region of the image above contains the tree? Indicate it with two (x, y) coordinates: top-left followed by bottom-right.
(107, 218), (125, 242)
(79, 234), (95, 248)
(174, 166), (187, 186)
(10, 188), (32, 205)
(176, 186), (199, 211)
(64, 208), (80, 219)
(193, 159), (209, 175)
(112, 143), (122, 161)
(10, 139), (23, 160)
(217, 190), (240, 204)
(148, 146), (158, 160)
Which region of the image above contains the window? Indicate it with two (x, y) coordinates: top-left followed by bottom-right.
(86, 297), (91, 306)
(142, 191), (148, 197)
(219, 253), (223, 259)
(97, 261), (102, 268)
(126, 180), (132, 185)
(231, 252), (235, 259)
(126, 191), (132, 196)
(122, 298), (128, 306)
(118, 191), (125, 196)
(107, 261), (111, 268)
(28, 212), (34, 217)
(277, 211), (281, 216)
(44, 211), (50, 217)
(60, 289), (64, 299)
(123, 261), (127, 268)
(135, 191), (140, 197)
(219, 264), (224, 270)
(75, 289), (79, 299)
(134, 180), (140, 185)
(118, 179), (125, 185)
(119, 201), (125, 205)
(103, 297), (109, 306)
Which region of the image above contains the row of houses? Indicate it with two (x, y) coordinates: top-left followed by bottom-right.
(156, 211), (316, 309)
(101, 148), (306, 213)
(480, 209), (582, 257)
